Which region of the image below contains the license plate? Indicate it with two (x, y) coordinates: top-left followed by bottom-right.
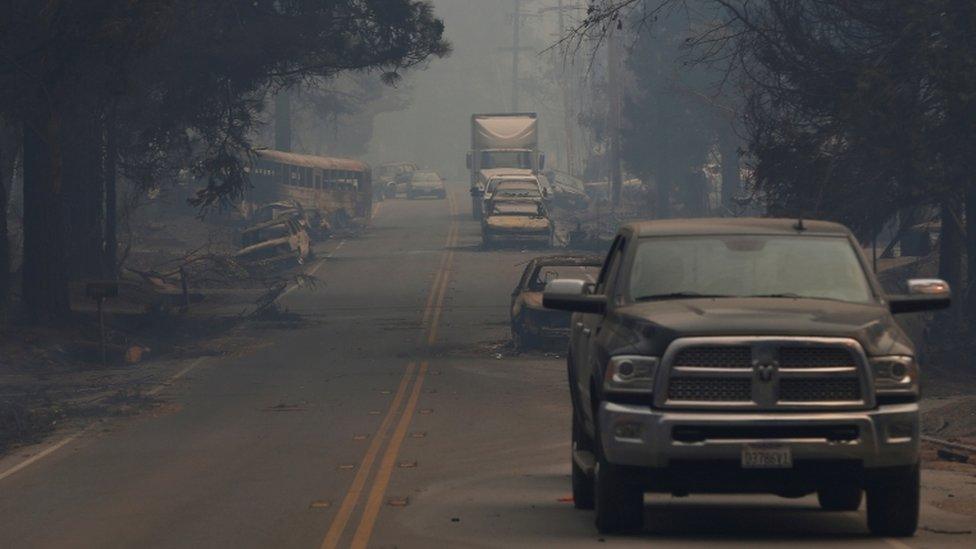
(741, 444), (793, 469)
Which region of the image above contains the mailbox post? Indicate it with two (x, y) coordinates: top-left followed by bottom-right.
(86, 281), (119, 367)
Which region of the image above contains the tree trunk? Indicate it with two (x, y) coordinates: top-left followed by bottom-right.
(965, 186), (976, 315)
(938, 200), (964, 307)
(62, 110), (105, 280)
(718, 124), (741, 212)
(0, 139), (10, 317)
(22, 110), (70, 321)
(103, 110), (117, 279)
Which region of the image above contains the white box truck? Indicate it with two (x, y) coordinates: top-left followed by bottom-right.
(466, 113), (545, 219)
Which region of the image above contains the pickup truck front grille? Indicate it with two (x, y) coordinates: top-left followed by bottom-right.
(674, 347), (753, 368)
(657, 338), (872, 410)
(780, 377), (862, 402)
(668, 377), (752, 402)
(779, 347), (857, 368)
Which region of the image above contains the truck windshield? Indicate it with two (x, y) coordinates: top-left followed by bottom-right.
(628, 235), (874, 304)
(481, 150), (532, 169)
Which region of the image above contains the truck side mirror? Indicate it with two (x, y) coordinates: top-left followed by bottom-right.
(888, 278), (951, 314)
(538, 152), (546, 171)
(466, 152), (472, 170)
(543, 279), (606, 314)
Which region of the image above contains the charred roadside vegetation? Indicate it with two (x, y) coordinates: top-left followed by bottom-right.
(0, 1), (448, 453)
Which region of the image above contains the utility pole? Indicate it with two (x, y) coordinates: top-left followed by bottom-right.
(540, 0), (582, 174)
(512, 0), (522, 111)
(607, 28), (623, 206)
(556, 0), (576, 174)
(507, 0), (541, 112)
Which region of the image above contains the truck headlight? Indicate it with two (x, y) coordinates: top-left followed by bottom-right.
(870, 356), (918, 398)
(605, 356), (658, 396)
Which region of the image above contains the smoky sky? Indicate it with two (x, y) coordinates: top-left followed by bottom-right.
(368, 0), (582, 181)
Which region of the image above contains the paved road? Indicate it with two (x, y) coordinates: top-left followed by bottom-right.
(1, 183), (974, 548)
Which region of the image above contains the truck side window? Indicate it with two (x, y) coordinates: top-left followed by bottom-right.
(597, 237), (626, 294)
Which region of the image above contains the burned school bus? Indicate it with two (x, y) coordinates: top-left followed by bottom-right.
(245, 149), (372, 230)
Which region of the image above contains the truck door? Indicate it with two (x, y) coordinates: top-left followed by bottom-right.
(576, 236), (626, 428)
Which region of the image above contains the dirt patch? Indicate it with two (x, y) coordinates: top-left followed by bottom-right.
(922, 397), (976, 440)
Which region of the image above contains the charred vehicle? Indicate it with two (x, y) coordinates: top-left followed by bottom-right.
(481, 186), (553, 248)
(246, 149), (372, 230)
(236, 216), (311, 267)
(376, 161), (418, 198)
(250, 200), (325, 235)
(406, 170), (447, 199)
(543, 218), (951, 536)
(511, 255), (602, 350)
(482, 173), (549, 210)
(543, 170), (590, 210)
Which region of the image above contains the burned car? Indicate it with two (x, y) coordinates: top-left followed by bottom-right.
(510, 255), (602, 350)
(543, 170), (589, 210)
(236, 216), (311, 267)
(482, 173), (549, 209)
(377, 161), (418, 198)
(481, 186), (553, 247)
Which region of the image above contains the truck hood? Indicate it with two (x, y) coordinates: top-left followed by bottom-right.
(610, 297), (913, 357)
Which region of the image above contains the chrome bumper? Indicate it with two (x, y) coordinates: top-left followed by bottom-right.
(599, 402), (919, 470)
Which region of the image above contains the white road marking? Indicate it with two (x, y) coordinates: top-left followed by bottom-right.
(0, 355), (209, 483)
(147, 356), (207, 396)
(883, 538), (914, 549)
(0, 430), (85, 482)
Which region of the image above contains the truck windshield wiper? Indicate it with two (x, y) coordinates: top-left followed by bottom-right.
(634, 292), (732, 302)
(749, 293), (846, 302)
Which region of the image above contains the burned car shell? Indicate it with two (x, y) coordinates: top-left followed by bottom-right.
(236, 217), (311, 266)
(377, 161), (418, 197)
(510, 255), (602, 349)
(481, 195), (552, 246)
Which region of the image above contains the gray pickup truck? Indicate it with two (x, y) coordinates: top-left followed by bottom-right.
(543, 218), (951, 536)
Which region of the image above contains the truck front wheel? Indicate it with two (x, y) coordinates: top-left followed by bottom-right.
(594, 460), (643, 533)
(593, 416), (643, 533)
(866, 464), (919, 537)
(817, 485), (862, 511)
(571, 413), (595, 510)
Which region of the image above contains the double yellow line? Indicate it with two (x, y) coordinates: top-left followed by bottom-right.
(321, 190), (458, 549)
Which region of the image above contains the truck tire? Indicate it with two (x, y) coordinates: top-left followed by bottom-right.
(866, 464), (919, 537)
(572, 413), (595, 510)
(593, 417), (643, 533)
(817, 485), (862, 511)
(594, 460), (643, 533)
